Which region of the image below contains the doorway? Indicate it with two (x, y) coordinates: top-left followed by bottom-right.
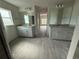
(0, 7), (15, 52)
(40, 13), (48, 37)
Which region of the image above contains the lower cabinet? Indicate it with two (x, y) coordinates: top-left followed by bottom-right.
(17, 26), (33, 37)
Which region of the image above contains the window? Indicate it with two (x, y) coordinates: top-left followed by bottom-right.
(24, 15), (29, 24)
(0, 8), (14, 26)
(40, 14), (47, 25)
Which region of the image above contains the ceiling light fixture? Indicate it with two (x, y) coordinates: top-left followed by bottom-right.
(56, 1), (64, 8)
(25, 7), (32, 11)
(56, 4), (64, 8)
(25, 7), (34, 15)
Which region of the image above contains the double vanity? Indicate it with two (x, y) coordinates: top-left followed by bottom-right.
(17, 25), (35, 37)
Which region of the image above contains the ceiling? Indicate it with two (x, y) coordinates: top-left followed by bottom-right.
(4, 0), (74, 11)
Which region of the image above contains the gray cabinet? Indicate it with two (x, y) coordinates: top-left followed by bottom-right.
(17, 26), (33, 37)
(49, 25), (74, 40)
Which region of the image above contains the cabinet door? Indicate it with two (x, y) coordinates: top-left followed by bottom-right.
(18, 28), (28, 37)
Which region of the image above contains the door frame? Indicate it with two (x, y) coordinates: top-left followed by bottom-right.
(0, 14), (11, 59)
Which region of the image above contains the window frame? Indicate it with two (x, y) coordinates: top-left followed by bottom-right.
(0, 7), (14, 26)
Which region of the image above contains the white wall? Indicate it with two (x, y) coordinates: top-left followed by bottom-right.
(73, 41), (79, 59)
(5, 26), (18, 43)
(70, 0), (79, 26)
(62, 7), (72, 24)
(57, 8), (63, 24)
(67, 0), (79, 59)
(67, 20), (79, 59)
(48, 8), (58, 24)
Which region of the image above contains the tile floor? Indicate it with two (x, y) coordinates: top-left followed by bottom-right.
(10, 38), (71, 59)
